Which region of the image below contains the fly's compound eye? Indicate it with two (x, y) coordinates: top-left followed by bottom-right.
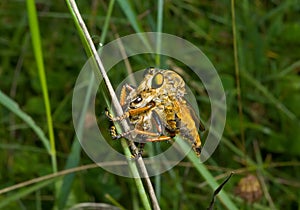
(151, 73), (164, 89)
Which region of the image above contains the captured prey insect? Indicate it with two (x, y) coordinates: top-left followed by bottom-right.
(105, 67), (205, 157)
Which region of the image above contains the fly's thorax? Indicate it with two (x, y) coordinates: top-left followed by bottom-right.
(142, 68), (187, 98)
(162, 70), (186, 98)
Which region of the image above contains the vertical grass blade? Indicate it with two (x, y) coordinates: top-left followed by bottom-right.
(231, 0), (245, 156)
(100, 0), (116, 45)
(116, 0), (143, 34)
(155, 0), (164, 66)
(26, 0), (57, 173)
(116, 0), (152, 51)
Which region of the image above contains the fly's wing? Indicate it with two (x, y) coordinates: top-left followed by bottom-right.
(150, 110), (164, 134)
(184, 98), (206, 132)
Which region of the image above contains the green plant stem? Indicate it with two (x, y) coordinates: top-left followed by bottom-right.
(26, 0), (57, 174)
(57, 1), (116, 208)
(177, 139), (239, 210)
(66, 0), (159, 209)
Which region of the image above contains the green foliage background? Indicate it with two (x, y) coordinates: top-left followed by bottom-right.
(0, 0), (300, 209)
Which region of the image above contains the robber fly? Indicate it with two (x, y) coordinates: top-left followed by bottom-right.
(106, 67), (205, 157)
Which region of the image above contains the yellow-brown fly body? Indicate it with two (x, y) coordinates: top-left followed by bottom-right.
(106, 67), (204, 157)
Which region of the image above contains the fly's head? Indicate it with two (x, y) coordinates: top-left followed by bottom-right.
(127, 67), (187, 109)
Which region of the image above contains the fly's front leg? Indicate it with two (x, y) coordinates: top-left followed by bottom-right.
(105, 83), (136, 121)
(106, 102), (156, 140)
(120, 83), (136, 106)
(109, 116), (154, 139)
(105, 101), (155, 122)
(109, 125), (135, 139)
(105, 108), (130, 122)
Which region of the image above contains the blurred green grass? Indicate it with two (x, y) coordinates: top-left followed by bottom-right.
(0, 0), (300, 209)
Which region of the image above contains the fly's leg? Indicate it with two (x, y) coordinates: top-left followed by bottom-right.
(105, 101), (156, 122)
(109, 125), (143, 158)
(110, 126), (163, 159)
(120, 83), (135, 106)
(105, 108), (130, 122)
(145, 135), (172, 142)
(109, 123), (164, 141)
(138, 143), (145, 156)
(105, 83), (136, 121)
(130, 142), (146, 159)
(144, 110), (174, 142)
(111, 125), (171, 147)
(109, 125), (135, 139)
(105, 103), (156, 141)
(109, 124), (161, 140)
